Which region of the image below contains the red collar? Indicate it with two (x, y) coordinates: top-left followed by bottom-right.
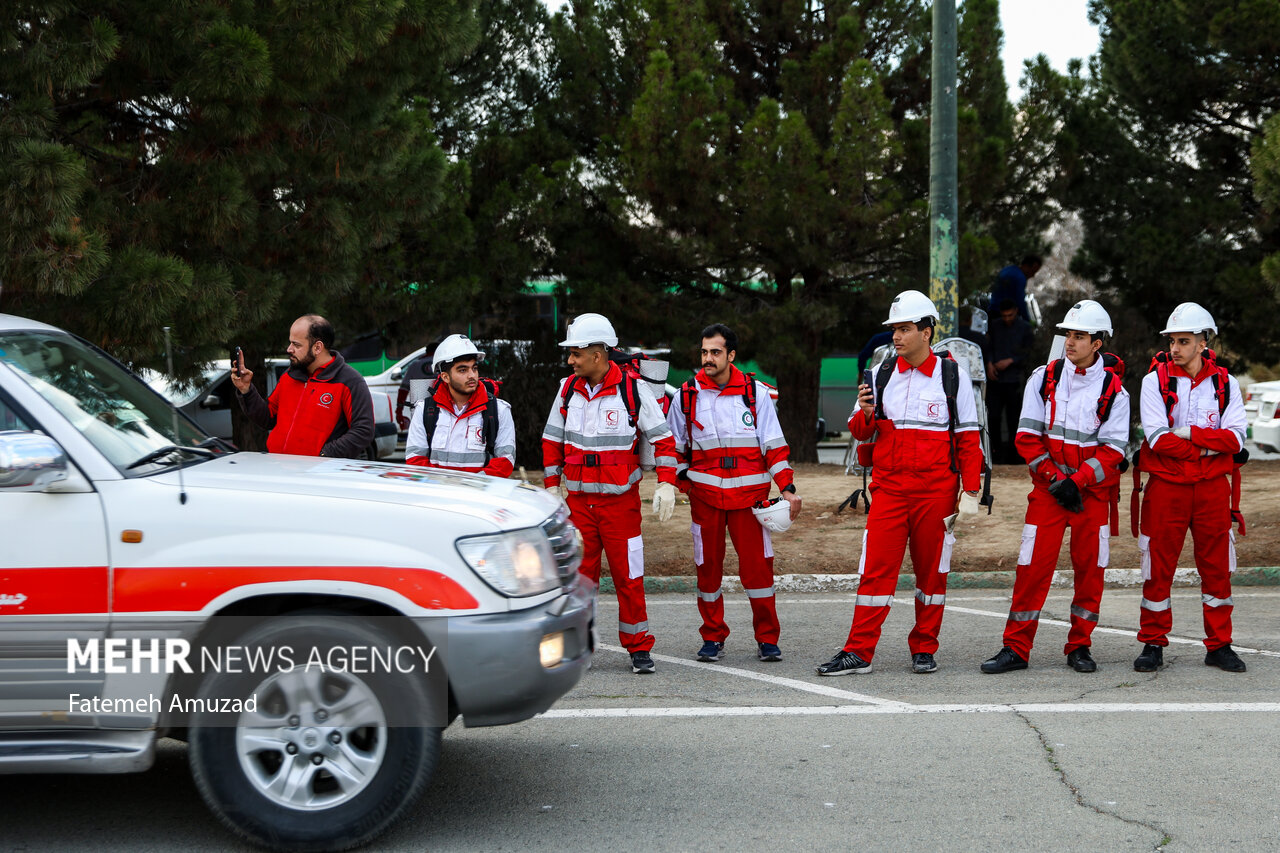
(896, 352), (938, 377)
(1166, 361), (1214, 387)
(574, 362), (624, 396)
(433, 377), (489, 415)
(696, 365), (747, 392)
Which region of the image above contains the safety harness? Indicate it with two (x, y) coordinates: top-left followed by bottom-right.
(1037, 353), (1128, 534)
(1130, 349), (1246, 536)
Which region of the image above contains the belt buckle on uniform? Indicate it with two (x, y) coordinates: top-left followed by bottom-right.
(718, 457), (738, 469)
(582, 453), (600, 466)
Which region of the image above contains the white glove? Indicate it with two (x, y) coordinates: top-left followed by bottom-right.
(958, 491), (980, 518)
(653, 482), (676, 522)
(1173, 426), (1192, 440)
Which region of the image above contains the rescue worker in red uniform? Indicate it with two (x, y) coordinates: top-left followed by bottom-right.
(1133, 302), (1248, 673)
(666, 324), (801, 663)
(404, 334), (516, 477)
(542, 313), (679, 674)
(817, 291), (984, 676)
(981, 300), (1130, 674)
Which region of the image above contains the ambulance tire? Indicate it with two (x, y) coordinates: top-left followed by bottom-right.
(188, 613), (441, 852)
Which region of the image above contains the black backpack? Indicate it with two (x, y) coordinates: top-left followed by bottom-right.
(420, 377), (502, 461)
(871, 351), (963, 475)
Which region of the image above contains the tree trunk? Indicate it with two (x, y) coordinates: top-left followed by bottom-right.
(773, 351), (822, 464)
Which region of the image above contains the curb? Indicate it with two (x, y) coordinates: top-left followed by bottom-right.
(597, 566), (1280, 595)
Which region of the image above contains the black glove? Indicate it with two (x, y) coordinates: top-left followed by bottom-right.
(1233, 448), (1250, 465)
(1048, 477), (1084, 513)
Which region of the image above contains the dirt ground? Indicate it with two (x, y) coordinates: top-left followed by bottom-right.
(532, 460), (1280, 576)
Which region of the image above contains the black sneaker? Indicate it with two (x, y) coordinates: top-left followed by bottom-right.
(911, 652), (938, 673)
(696, 640), (724, 662)
(1067, 647), (1097, 673)
(1133, 644), (1163, 672)
(630, 651), (655, 674)
(980, 646), (1028, 674)
(757, 642), (783, 662)
(815, 650), (872, 676)
(1205, 644), (1247, 673)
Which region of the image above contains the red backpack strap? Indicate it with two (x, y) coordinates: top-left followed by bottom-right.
(1039, 358), (1064, 428)
(619, 372), (640, 427)
(680, 378), (701, 442)
(1151, 354), (1177, 427)
(743, 372), (759, 422)
(558, 375), (579, 420)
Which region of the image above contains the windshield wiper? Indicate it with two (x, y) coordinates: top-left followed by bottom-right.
(125, 444), (216, 470)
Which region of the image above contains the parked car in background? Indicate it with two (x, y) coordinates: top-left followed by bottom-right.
(1244, 379), (1280, 419)
(0, 312), (591, 851)
(1252, 390), (1280, 455)
(143, 360), (397, 460)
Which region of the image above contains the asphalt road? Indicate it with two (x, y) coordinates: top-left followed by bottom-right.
(5, 588), (1278, 852)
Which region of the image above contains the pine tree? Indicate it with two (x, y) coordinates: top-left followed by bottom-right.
(545, 0), (1057, 460)
(1062, 0), (1280, 363)
(0, 1), (476, 372)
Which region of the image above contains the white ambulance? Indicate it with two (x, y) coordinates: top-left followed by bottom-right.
(0, 314), (591, 850)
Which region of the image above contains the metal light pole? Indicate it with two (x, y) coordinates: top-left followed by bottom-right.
(929, 0), (959, 338)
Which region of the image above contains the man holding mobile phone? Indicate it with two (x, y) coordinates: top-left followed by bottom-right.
(231, 315), (374, 458)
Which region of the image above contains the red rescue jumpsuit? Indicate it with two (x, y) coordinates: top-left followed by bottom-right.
(542, 363), (677, 652)
(841, 354), (983, 662)
(1136, 363), (1247, 651)
(666, 366), (795, 645)
(1003, 357), (1130, 660)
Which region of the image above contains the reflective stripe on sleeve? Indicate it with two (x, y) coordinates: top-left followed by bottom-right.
(1083, 458), (1104, 483)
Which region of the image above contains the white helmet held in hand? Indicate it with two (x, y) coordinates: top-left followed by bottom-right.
(1057, 300), (1113, 336)
(559, 313), (618, 348)
(1160, 302), (1217, 337)
(432, 334), (486, 373)
(752, 498), (793, 533)
(884, 290), (940, 326)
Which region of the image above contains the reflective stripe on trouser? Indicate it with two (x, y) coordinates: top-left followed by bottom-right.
(567, 487), (654, 653)
(1002, 486), (1108, 659)
(842, 485), (956, 662)
(1137, 475), (1234, 651)
(690, 498), (779, 644)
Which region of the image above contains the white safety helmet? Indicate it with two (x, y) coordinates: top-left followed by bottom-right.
(1159, 302), (1218, 337)
(431, 334), (486, 374)
(559, 312), (618, 348)
(884, 290), (940, 326)
(752, 498), (793, 533)
(1056, 300), (1113, 336)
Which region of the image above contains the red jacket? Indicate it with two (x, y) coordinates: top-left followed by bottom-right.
(239, 353), (374, 458)
(849, 353), (983, 495)
(541, 363), (677, 496)
(666, 366), (794, 509)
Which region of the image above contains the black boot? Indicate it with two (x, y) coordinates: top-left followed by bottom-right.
(1067, 647), (1097, 672)
(1133, 644), (1163, 672)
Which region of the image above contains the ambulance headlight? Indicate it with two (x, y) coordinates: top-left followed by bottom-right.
(456, 528), (558, 596)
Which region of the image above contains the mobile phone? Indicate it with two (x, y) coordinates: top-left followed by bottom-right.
(230, 346), (243, 375)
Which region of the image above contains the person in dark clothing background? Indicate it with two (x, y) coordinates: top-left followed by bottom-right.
(992, 255), (1043, 323)
(857, 329), (894, 376)
(986, 299), (1035, 464)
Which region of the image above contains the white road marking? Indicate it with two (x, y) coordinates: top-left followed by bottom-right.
(599, 643), (911, 709)
(541, 702), (1280, 719)
(943, 605), (1280, 658)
